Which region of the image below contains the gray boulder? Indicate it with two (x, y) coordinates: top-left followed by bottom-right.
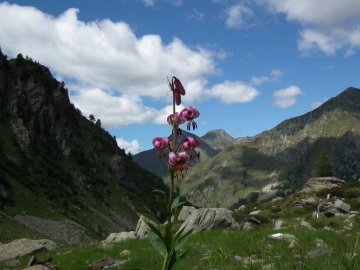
(177, 206), (196, 221)
(302, 177), (346, 193)
(334, 199), (351, 213)
(102, 231), (136, 244)
(0, 239), (58, 262)
(176, 208), (240, 235)
(242, 222), (254, 231)
(135, 215), (159, 239)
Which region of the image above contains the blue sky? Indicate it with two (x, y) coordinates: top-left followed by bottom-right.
(1, 0), (360, 154)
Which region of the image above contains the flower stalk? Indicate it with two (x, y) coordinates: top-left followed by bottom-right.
(142, 76), (200, 270)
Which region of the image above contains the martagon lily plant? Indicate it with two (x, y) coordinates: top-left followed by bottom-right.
(138, 77), (201, 270)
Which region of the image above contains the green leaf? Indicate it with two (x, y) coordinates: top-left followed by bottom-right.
(171, 196), (180, 210)
(172, 225), (186, 247)
(174, 229), (193, 252)
(138, 213), (162, 227)
(156, 195), (168, 213)
(163, 223), (173, 251)
(170, 247), (193, 270)
(147, 230), (167, 258)
(145, 221), (163, 241)
(153, 189), (166, 196)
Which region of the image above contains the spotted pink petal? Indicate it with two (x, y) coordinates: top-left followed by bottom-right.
(168, 151), (189, 168)
(152, 137), (170, 149)
(173, 77), (186, 96)
(182, 137), (201, 150)
(179, 106), (200, 121)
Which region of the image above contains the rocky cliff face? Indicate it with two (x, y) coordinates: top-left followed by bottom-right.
(0, 51), (167, 244)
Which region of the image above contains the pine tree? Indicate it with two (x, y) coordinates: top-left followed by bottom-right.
(315, 149), (334, 177)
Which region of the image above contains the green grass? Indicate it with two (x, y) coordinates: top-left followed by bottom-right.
(3, 227), (360, 270)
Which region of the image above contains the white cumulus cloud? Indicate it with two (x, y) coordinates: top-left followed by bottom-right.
(210, 81), (260, 104)
(116, 138), (142, 154)
(259, 0), (360, 56)
(250, 70), (283, 86)
(225, 4), (254, 29)
(273, 86), (303, 109)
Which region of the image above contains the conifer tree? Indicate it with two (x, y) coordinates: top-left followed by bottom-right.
(315, 149), (334, 177)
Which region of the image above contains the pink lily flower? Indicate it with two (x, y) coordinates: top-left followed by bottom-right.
(152, 137), (170, 149)
(179, 106), (200, 130)
(168, 151), (189, 172)
(182, 137), (200, 151)
(182, 137), (201, 159)
(152, 137), (170, 158)
(167, 112), (185, 135)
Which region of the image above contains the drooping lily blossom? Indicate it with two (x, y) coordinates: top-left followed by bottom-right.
(182, 137), (201, 159)
(172, 77), (186, 105)
(167, 112), (185, 135)
(179, 106), (200, 130)
(152, 137), (170, 158)
(182, 137), (200, 150)
(168, 151), (189, 176)
(152, 137), (170, 149)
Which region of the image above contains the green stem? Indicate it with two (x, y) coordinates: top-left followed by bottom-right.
(167, 91), (176, 227)
(161, 252), (169, 270)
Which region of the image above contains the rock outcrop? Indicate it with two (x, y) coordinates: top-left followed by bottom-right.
(302, 177), (346, 193)
(177, 208), (240, 235)
(0, 239), (57, 262)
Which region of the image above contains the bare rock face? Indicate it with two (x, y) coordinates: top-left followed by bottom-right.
(0, 238), (58, 262)
(177, 206), (196, 221)
(176, 208), (240, 235)
(302, 177), (346, 193)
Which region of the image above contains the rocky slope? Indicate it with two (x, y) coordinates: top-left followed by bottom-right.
(0, 50), (167, 245)
(173, 87), (360, 209)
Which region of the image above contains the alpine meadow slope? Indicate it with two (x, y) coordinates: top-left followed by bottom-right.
(0, 49), (168, 245)
(137, 87), (360, 209)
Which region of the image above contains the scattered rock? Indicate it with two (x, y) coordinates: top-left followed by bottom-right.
(302, 197), (316, 204)
(244, 216), (261, 224)
(234, 255), (245, 262)
(92, 257), (115, 270)
(334, 199), (351, 213)
(274, 219), (284, 230)
(301, 221), (317, 231)
(177, 208), (240, 235)
(103, 231), (136, 244)
(242, 222), (254, 231)
(249, 210), (262, 215)
(135, 215), (158, 239)
(1, 259), (20, 267)
(119, 250), (131, 257)
(268, 233), (297, 242)
(287, 240), (301, 250)
(0, 239), (58, 262)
